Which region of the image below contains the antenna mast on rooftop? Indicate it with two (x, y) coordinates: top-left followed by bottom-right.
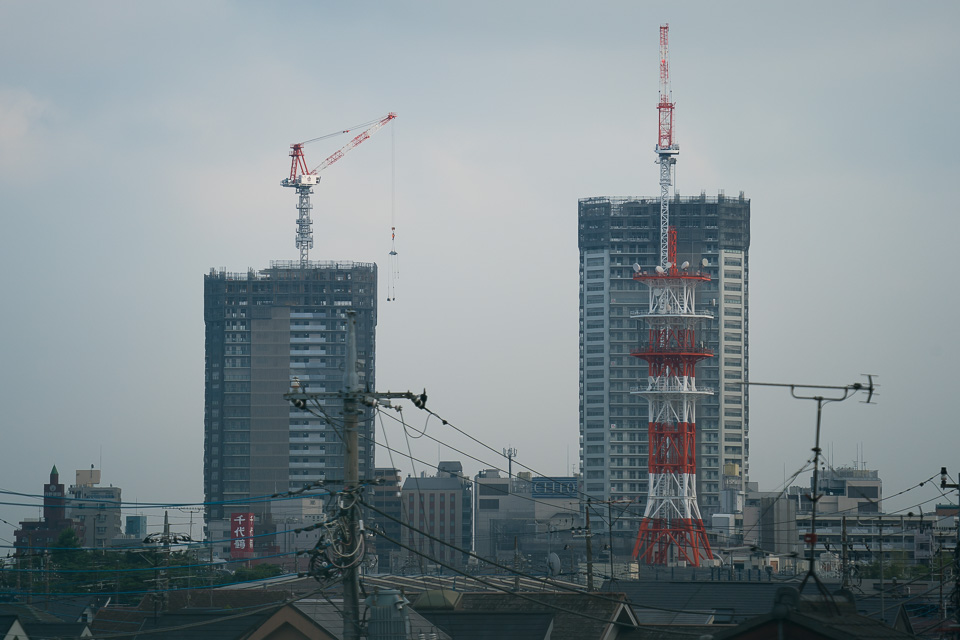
(656, 24), (678, 269)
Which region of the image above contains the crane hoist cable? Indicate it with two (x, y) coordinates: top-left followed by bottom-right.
(387, 124), (399, 302)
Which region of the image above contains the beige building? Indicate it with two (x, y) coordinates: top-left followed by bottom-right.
(67, 468), (122, 549)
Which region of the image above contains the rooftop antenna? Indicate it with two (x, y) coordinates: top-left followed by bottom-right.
(656, 23), (679, 269)
(503, 447), (518, 479)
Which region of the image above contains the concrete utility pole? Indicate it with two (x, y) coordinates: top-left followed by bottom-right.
(841, 516), (848, 589)
(608, 501), (615, 582)
(343, 312), (361, 640)
(286, 309), (425, 640)
(940, 467), (960, 634)
(585, 501), (595, 591)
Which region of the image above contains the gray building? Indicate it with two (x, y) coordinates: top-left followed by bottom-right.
(369, 467), (404, 570)
(474, 471), (582, 564)
(578, 193), (750, 531)
(399, 462), (472, 570)
(203, 260), (377, 550)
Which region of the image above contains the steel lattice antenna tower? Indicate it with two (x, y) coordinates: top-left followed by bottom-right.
(631, 230), (713, 566)
(656, 24), (678, 269)
(630, 25), (712, 567)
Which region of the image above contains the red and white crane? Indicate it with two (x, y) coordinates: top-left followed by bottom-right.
(281, 113), (397, 268)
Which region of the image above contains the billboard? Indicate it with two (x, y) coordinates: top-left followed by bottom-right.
(230, 512), (255, 558)
(531, 477), (579, 499)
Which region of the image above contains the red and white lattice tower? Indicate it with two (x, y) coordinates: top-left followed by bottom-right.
(631, 227), (713, 566)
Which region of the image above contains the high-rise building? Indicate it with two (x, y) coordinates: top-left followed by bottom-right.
(578, 193), (750, 532)
(203, 260), (377, 550)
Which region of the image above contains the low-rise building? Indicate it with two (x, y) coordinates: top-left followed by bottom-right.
(14, 466), (76, 553)
(400, 462), (472, 571)
(67, 468), (122, 549)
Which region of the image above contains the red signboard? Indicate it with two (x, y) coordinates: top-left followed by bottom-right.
(231, 512), (255, 558)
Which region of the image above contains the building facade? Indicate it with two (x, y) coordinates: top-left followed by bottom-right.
(14, 466), (75, 553)
(474, 471), (582, 563)
(66, 468), (122, 549)
(399, 462), (472, 571)
(578, 193), (750, 531)
(203, 260), (377, 552)
(368, 467), (404, 570)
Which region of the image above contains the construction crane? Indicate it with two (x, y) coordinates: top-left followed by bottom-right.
(655, 24), (678, 269)
(281, 113), (397, 268)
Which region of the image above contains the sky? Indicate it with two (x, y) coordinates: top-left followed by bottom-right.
(1, 1), (958, 539)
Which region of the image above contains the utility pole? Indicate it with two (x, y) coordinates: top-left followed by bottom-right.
(342, 311), (362, 640)
(608, 501), (615, 582)
(585, 500), (594, 591)
(841, 516), (848, 589)
(286, 309), (426, 640)
(940, 467), (960, 637)
(879, 517), (884, 619)
(513, 536), (520, 592)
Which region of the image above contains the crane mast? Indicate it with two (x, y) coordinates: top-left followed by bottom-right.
(656, 24), (678, 269)
(281, 113), (397, 268)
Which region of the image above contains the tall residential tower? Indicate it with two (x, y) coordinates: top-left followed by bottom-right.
(578, 193), (750, 535)
(203, 260), (377, 552)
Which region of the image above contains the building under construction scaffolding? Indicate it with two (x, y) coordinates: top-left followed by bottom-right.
(578, 192), (750, 536)
(203, 260), (377, 555)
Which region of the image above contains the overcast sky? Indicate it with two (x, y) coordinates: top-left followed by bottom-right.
(1, 1), (958, 537)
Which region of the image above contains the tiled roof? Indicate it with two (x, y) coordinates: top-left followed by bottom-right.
(0, 602), (67, 623)
(295, 598), (452, 640)
(133, 609), (276, 640)
(711, 587), (917, 640)
(417, 591), (636, 640)
(140, 588), (292, 612)
(423, 611), (554, 640)
(603, 578), (843, 623)
(21, 621), (91, 639)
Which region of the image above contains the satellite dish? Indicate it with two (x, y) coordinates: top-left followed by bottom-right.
(665, 262), (673, 269)
(701, 258), (709, 267)
(655, 265), (665, 274)
(632, 263), (641, 273)
(681, 261), (690, 269)
(547, 552), (562, 577)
